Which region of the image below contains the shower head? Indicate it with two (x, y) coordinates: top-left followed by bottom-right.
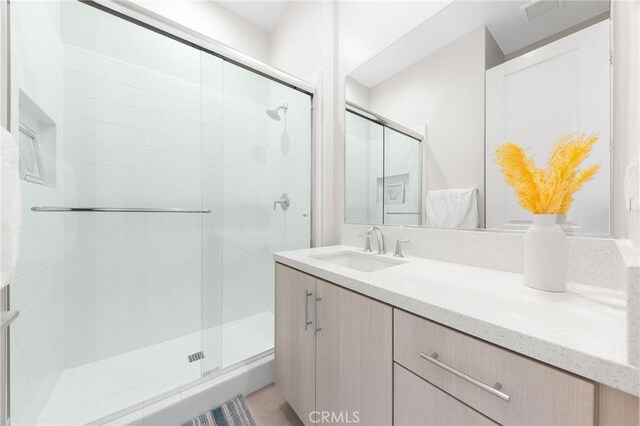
(266, 103), (288, 121)
(266, 109), (281, 121)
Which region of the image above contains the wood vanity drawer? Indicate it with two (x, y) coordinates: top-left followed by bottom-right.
(394, 309), (595, 425)
(395, 363), (497, 426)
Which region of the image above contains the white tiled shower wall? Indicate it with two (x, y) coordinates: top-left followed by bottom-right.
(220, 64), (311, 331)
(61, 44), (206, 368)
(10, 1), (65, 425)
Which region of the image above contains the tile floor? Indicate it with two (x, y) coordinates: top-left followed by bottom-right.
(246, 385), (303, 426)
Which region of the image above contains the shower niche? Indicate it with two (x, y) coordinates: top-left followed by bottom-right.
(18, 90), (57, 187)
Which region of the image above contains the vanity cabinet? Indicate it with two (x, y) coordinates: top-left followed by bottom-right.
(394, 363), (497, 426)
(275, 263), (316, 426)
(275, 264), (393, 425)
(394, 309), (595, 426)
(275, 261), (638, 426)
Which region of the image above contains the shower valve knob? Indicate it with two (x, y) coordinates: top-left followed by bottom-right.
(273, 193), (290, 211)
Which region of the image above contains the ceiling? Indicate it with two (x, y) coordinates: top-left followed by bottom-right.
(350, 0), (610, 88)
(216, 1), (291, 32)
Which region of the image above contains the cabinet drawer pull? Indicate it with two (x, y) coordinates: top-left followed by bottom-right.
(314, 296), (322, 337)
(419, 352), (511, 402)
(304, 290), (313, 330)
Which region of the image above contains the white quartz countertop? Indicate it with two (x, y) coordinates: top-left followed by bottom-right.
(274, 245), (639, 396)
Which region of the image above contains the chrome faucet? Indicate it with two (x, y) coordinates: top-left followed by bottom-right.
(366, 226), (386, 254)
(394, 239), (409, 258)
(361, 233), (373, 252)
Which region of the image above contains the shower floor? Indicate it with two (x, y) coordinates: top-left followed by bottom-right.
(37, 311), (274, 426)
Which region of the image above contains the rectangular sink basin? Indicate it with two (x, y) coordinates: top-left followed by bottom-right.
(312, 251), (406, 273)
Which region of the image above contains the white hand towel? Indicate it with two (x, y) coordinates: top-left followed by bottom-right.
(425, 188), (479, 229)
(1, 126), (22, 287)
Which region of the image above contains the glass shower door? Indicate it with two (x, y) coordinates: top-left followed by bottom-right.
(199, 60), (312, 372)
(383, 128), (421, 225)
(345, 110), (384, 224)
(9, 1), (222, 424)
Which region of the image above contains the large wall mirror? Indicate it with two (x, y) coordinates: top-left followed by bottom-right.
(344, 0), (612, 236)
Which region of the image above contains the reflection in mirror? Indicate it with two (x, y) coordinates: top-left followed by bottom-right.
(345, 109), (422, 226)
(345, 110), (384, 224)
(384, 128), (421, 225)
(485, 19), (610, 235)
(345, 0), (612, 236)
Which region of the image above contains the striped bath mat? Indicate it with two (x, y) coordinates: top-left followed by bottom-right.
(182, 395), (256, 426)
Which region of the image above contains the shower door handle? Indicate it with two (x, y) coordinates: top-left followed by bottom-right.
(304, 290), (313, 330)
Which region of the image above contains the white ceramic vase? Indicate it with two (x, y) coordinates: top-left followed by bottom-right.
(555, 214), (573, 234)
(524, 214), (567, 293)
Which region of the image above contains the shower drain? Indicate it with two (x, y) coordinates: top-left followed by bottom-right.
(187, 351), (206, 363)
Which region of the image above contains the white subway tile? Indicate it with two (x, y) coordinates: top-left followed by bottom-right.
(86, 121), (118, 145)
(86, 76), (118, 103)
(118, 126), (146, 149)
(167, 78), (200, 103)
(63, 140), (87, 164)
(118, 84), (146, 109)
(64, 70), (87, 96)
(145, 70), (169, 95)
(87, 53), (117, 81)
(64, 46), (86, 73)
(94, 100), (118, 124)
(118, 62), (146, 88)
(118, 147), (146, 169)
(94, 144), (118, 167)
(118, 105), (146, 129)
(64, 93), (88, 119)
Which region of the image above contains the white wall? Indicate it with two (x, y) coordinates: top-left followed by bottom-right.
(337, 1), (452, 76)
(345, 77), (370, 108)
(131, 0), (270, 62)
(366, 26), (491, 227)
(268, 1), (323, 84)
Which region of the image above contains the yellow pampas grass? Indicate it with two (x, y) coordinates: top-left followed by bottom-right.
(495, 133), (600, 214)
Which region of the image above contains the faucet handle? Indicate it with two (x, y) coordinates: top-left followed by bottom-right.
(394, 239), (409, 258)
(359, 234), (373, 252)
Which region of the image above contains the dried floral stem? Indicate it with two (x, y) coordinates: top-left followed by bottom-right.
(495, 133), (600, 215)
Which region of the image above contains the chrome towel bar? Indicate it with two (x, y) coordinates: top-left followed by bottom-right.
(386, 212), (420, 215)
(31, 207), (211, 213)
(419, 352), (511, 402)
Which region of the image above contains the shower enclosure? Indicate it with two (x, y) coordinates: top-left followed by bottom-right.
(7, 1), (312, 425)
(345, 109), (421, 226)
